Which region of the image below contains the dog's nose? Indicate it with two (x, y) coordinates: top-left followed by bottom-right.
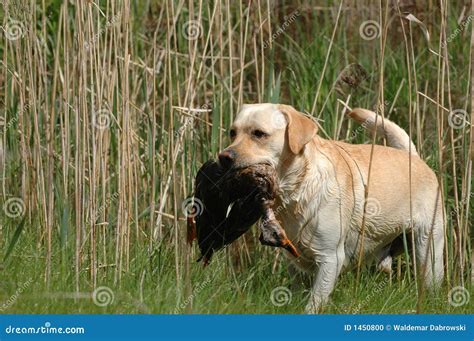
(218, 149), (236, 169)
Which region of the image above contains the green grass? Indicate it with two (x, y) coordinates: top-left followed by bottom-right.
(0, 1), (472, 314)
(2, 230), (473, 314)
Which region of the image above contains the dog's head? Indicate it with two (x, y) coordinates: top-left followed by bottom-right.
(218, 103), (318, 170)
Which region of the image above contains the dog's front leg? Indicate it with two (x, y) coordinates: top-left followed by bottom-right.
(305, 244), (345, 314)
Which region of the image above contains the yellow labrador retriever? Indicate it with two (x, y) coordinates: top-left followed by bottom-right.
(218, 103), (444, 313)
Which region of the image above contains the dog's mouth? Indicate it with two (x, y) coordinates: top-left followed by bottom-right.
(227, 161), (274, 171)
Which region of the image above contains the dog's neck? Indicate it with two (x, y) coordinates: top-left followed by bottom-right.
(276, 136), (329, 208)
(277, 154), (309, 198)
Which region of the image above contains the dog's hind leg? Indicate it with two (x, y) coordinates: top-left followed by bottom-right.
(414, 217), (444, 289)
(376, 234), (412, 275)
(376, 247), (393, 275)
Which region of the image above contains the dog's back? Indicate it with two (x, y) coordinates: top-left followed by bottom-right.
(345, 109), (444, 288)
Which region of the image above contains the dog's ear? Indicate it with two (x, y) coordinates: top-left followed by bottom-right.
(279, 105), (318, 155)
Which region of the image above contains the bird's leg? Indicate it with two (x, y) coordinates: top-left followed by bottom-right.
(258, 206), (299, 257)
(186, 216), (197, 245)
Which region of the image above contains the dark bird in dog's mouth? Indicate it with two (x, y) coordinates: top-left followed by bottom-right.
(187, 160), (299, 264)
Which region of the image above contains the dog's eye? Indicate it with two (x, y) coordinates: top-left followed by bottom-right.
(229, 129), (236, 139)
(252, 129), (268, 138)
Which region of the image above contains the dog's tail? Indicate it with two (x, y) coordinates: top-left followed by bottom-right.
(348, 108), (418, 156)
